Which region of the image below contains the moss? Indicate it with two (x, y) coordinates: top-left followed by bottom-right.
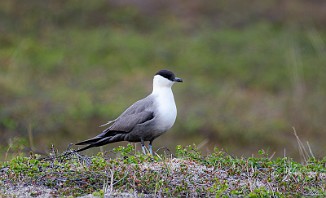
(0, 144), (325, 197)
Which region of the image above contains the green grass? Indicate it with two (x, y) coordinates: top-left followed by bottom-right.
(1, 2), (325, 196)
(1, 1), (326, 159)
(0, 145), (325, 197)
(1, 23), (326, 158)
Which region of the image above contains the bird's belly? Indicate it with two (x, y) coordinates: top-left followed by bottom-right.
(126, 106), (177, 142)
(156, 105), (177, 132)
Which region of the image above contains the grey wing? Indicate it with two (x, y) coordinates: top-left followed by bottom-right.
(109, 110), (154, 132)
(109, 96), (155, 132)
(77, 111), (154, 145)
(76, 96), (155, 146)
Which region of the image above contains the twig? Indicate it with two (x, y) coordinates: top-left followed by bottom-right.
(306, 141), (315, 159)
(110, 168), (114, 194)
(292, 127), (310, 164)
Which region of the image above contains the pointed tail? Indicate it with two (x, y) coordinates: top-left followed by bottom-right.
(75, 133), (126, 152)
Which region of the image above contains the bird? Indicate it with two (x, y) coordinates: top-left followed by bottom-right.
(75, 69), (183, 155)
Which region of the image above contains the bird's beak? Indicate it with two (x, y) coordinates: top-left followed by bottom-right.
(174, 77), (183, 82)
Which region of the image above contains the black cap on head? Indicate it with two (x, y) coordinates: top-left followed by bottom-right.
(155, 69), (183, 82)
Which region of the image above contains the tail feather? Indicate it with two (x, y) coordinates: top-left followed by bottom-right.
(75, 133), (126, 152)
(75, 144), (95, 152)
(75, 137), (102, 145)
(75, 130), (122, 145)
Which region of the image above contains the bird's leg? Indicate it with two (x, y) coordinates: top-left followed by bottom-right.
(141, 139), (146, 154)
(149, 140), (153, 155)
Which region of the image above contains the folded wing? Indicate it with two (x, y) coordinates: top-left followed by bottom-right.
(75, 96), (154, 151)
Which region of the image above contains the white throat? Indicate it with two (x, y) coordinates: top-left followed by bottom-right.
(151, 75), (177, 131)
(152, 75), (174, 93)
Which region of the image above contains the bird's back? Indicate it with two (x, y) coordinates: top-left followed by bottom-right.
(75, 69), (182, 153)
(110, 95), (157, 142)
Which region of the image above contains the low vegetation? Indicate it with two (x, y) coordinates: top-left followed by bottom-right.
(1, 144), (325, 197)
(1, 2), (325, 196)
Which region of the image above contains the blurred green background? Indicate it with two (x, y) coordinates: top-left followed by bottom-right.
(1, 0), (325, 159)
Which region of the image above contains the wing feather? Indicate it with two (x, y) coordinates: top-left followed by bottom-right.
(75, 95), (155, 147)
(108, 95), (155, 132)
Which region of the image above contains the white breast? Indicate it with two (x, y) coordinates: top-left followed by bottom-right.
(153, 88), (177, 132)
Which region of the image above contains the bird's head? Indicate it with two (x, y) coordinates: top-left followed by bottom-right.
(153, 69), (183, 88)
